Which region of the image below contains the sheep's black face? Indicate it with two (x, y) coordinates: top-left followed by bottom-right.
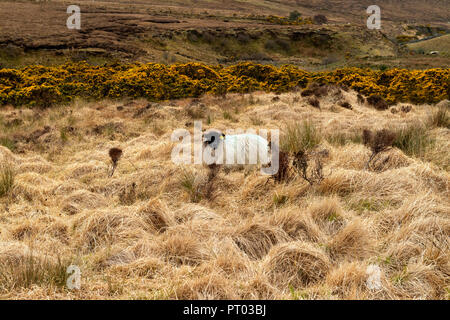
(203, 130), (224, 149)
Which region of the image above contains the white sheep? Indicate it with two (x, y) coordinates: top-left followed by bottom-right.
(202, 129), (270, 166)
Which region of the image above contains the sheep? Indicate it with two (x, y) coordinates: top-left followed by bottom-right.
(202, 129), (271, 166)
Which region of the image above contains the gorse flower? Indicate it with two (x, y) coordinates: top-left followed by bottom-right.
(0, 62), (448, 107)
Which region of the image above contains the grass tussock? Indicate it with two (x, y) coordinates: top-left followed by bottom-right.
(393, 124), (434, 158)
(159, 233), (207, 266)
(280, 121), (321, 154)
(327, 219), (375, 261)
(0, 163), (14, 198)
(138, 199), (174, 233)
(179, 169), (203, 203)
(0, 245), (72, 292)
(0, 137), (16, 152)
(264, 242), (331, 288)
(428, 103), (449, 128)
(232, 221), (289, 260)
(268, 208), (324, 243)
(308, 198), (347, 235)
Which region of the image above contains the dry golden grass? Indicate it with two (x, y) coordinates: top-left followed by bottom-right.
(0, 89), (448, 300)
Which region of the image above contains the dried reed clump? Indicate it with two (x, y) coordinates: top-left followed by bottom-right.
(327, 218), (374, 261)
(0, 251), (71, 292)
(281, 121), (321, 155)
(0, 162), (14, 197)
(12, 172), (56, 202)
(363, 129), (396, 170)
(0, 242), (32, 265)
(11, 222), (39, 241)
(308, 198), (347, 235)
(241, 276), (281, 299)
(326, 261), (389, 299)
(367, 148), (411, 172)
(389, 263), (446, 299)
(74, 211), (147, 251)
(179, 169), (203, 203)
(61, 189), (107, 215)
(392, 124), (433, 158)
(264, 242), (331, 288)
(186, 103), (207, 119)
(367, 95), (389, 110)
(159, 233), (208, 266)
(68, 160), (109, 179)
(428, 103), (449, 128)
(109, 147), (123, 177)
(118, 182), (137, 205)
(209, 240), (251, 275)
(137, 199), (174, 233)
(232, 222), (290, 260)
(173, 203), (222, 224)
(108, 256), (167, 278)
(174, 272), (236, 299)
(179, 166), (220, 203)
(268, 208), (324, 242)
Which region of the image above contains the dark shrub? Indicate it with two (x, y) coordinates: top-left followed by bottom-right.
(301, 89), (314, 97)
(289, 10), (302, 21)
(363, 129), (396, 154)
(357, 93), (366, 104)
(401, 105), (412, 113)
(236, 32), (251, 44)
(367, 95), (388, 110)
(264, 38), (291, 52)
(363, 129), (396, 169)
(308, 97), (320, 109)
(338, 101), (353, 110)
(313, 15), (328, 25)
(273, 151), (290, 183)
(302, 83), (328, 98)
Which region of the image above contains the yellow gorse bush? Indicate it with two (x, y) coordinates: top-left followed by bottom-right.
(0, 62), (448, 107)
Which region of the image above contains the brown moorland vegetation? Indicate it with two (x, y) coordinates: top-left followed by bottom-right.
(0, 86), (448, 299)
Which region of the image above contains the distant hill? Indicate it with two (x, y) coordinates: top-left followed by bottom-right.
(0, 0), (448, 69)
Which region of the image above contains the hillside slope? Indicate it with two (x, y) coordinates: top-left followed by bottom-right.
(0, 1), (448, 69)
